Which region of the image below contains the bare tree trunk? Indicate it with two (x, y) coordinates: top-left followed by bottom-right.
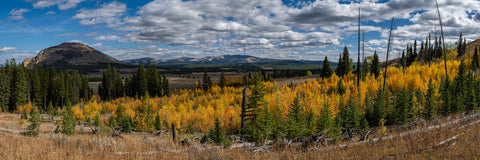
(383, 17), (395, 92)
(172, 123), (176, 143)
(436, 0), (448, 80)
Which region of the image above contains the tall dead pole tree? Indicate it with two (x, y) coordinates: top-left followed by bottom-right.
(362, 31), (366, 80)
(436, 0), (448, 81)
(357, 7), (361, 87)
(429, 33), (432, 67)
(383, 17), (395, 92)
(240, 43), (248, 130)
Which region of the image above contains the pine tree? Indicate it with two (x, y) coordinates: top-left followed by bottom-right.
(336, 54), (343, 76)
(61, 105), (76, 135)
(390, 89), (413, 125)
(457, 32), (464, 58)
(80, 75), (90, 101)
(0, 68), (10, 112)
(112, 67), (123, 99)
(93, 113), (102, 127)
(337, 46), (351, 77)
(202, 69), (213, 91)
(242, 72), (266, 136)
(424, 80), (437, 119)
(473, 47), (479, 69)
(364, 92), (375, 126)
(286, 94), (305, 139)
(439, 79), (452, 115)
(373, 90), (386, 125)
(321, 56), (333, 78)
(26, 106), (41, 136)
(337, 97), (362, 132)
(317, 102), (338, 138)
(157, 73), (163, 97)
(154, 113), (162, 130)
(162, 75), (170, 97)
(454, 60), (468, 112)
(47, 101), (55, 115)
(219, 71), (226, 88)
(136, 63), (148, 97)
(31, 67), (43, 108)
(9, 64), (28, 112)
(337, 80), (346, 96)
(207, 117), (231, 147)
(371, 51), (380, 78)
(465, 76), (477, 111)
(419, 41), (425, 62)
(146, 61), (160, 97)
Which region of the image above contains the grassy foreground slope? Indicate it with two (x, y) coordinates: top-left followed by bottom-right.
(0, 112), (478, 159)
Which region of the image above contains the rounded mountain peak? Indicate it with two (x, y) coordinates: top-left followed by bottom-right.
(23, 42), (122, 68)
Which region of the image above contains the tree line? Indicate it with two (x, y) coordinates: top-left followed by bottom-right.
(0, 59), (91, 113)
(98, 61), (170, 100)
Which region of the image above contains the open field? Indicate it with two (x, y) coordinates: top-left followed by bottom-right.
(0, 112), (479, 159)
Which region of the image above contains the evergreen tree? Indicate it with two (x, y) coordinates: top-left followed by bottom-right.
(115, 104), (132, 133)
(373, 90), (386, 126)
(321, 56), (333, 78)
(389, 89), (414, 125)
(93, 113), (102, 127)
(285, 94), (305, 139)
(473, 47), (479, 69)
(419, 42), (425, 62)
(0, 69), (10, 112)
(162, 75), (170, 97)
(439, 79), (452, 115)
(112, 67), (124, 99)
(202, 69), (213, 91)
(337, 46), (352, 77)
(61, 105), (76, 135)
(337, 97), (362, 132)
(371, 51), (380, 78)
(453, 60), (468, 112)
(26, 106), (41, 136)
(457, 32), (464, 58)
(31, 67), (43, 108)
(9, 64), (28, 112)
(146, 61), (160, 97)
(219, 71), (227, 88)
(337, 80), (346, 96)
(242, 72), (266, 136)
(336, 54), (343, 76)
(465, 76), (477, 111)
(207, 117), (231, 147)
(47, 101), (55, 115)
(317, 102), (338, 138)
(424, 80), (437, 119)
(136, 63), (148, 97)
(154, 113), (162, 130)
(157, 73), (164, 97)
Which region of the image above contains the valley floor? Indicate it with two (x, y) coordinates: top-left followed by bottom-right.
(0, 112), (479, 159)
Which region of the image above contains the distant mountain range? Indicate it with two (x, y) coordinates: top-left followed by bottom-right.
(122, 55), (334, 70)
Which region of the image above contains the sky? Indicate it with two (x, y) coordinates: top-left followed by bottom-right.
(0, 0), (479, 64)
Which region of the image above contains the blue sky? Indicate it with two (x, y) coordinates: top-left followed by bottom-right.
(1, 0), (479, 64)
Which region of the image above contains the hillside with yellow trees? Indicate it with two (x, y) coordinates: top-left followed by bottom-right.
(0, 36), (479, 159)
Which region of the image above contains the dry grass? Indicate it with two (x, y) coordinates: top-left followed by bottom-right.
(0, 112), (479, 159)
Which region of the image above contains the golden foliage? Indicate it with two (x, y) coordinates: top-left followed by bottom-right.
(66, 59), (462, 132)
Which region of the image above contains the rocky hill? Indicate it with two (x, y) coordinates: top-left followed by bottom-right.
(466, 38), (480, 55)
(23, 42), (122, 69)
